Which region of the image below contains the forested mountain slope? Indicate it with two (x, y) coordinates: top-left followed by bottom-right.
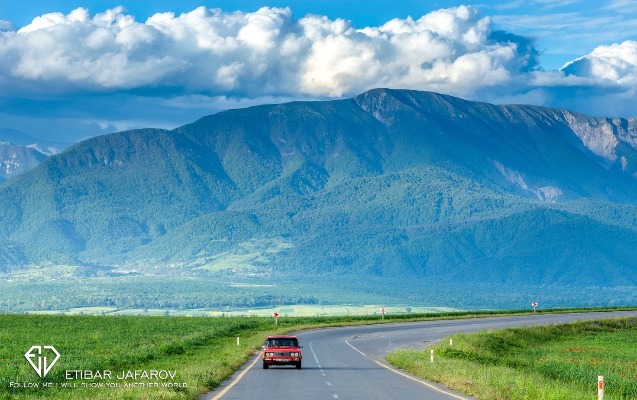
(1, 89), (636, 287)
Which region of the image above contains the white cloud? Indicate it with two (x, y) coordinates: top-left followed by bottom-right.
(296, 6), (525, 97)
(0, 5), (538, 99)
(561, 41), (637, 85)
(0, 20), (13, 31)
(2, 3), (637, 141)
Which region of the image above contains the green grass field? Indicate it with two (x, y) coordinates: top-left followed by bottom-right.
(3, 310), (637, 399)
(1, 314), (273, 399)
(387, 317), (637, 400)
(1, 310), (491, 400)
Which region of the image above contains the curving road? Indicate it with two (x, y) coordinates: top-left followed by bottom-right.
(202, 311), (637, 400)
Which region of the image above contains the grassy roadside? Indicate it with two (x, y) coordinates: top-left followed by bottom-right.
(2, 307), (636, 399)
(387, 317), (637, 400)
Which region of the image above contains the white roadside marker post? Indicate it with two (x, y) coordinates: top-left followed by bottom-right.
(598, 376), (604, 400)
(430, 349), (434, 363)
(449, 338), (453, 347)
(237, 337), (240, 346)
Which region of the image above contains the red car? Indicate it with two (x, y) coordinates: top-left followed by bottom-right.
(262, 335), (302, 369)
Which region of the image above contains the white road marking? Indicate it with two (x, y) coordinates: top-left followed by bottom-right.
(210, 354), (260, 400)
(326, 382), (332, 387)
(373, 359), (470, 400)
(309, 340), (321, 365)
(346, 336), (469, 399)
(332, 395), (339, 399)
(345, 340), (367, 357)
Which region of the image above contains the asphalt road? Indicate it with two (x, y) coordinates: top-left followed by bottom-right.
(202, 311), (637, 400)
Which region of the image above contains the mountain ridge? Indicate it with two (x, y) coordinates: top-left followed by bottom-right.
(1, 88), (637, 290)
(0, 128), (72, 184)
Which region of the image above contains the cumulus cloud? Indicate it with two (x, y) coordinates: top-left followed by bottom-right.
(0, 5), (539, 99)
(498, 40), (637, 118)
(561, 40), (637, 85)
(2, 4), (637, 142)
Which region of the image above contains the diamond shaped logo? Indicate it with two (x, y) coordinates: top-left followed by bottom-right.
(24, 346), (60, 377)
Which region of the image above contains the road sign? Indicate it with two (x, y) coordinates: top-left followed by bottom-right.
(531, 302), (537, 307)
(380, 307), (385, 320)
(273, 312), (279, 317)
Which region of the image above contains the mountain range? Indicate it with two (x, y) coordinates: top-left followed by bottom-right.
(1, 88), (637, 290)
(0, 128), (69, 184)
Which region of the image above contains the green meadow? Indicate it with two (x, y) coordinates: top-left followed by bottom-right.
(1, 311), (489, 400)
(387, 318), (637, 400)
(1, 314), (269, 399)
(2, 311), (637, 399)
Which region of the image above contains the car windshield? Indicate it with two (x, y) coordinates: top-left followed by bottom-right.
(266, 338), (298, 347)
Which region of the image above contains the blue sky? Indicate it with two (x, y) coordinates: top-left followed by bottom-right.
(1, 1), (636, 142)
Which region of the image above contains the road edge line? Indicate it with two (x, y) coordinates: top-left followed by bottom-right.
(211, 353), (260, 400)
(344, 340), (367, 357)
(373, 359), (469, 400)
